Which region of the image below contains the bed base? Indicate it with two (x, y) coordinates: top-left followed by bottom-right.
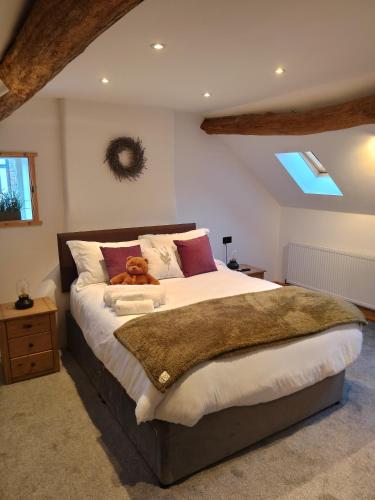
(66, 312), (345, 485)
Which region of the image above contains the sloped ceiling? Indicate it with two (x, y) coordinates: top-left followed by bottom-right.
(4, 0), (374, 216)
(220, 126), (375, 215)
(42, 0), (375, 114)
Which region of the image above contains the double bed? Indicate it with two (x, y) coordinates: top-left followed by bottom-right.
(57, 223), (363, 485)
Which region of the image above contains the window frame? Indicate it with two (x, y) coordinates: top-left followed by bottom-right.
(275, 151), (343, 196)
(0, 151), (41, 228)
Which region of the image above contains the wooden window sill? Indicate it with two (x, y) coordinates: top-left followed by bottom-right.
(0, 219), (42, 228)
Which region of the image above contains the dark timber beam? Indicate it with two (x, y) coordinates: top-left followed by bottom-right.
(0, 0), (143, 121)
(201, 94), (375, 135)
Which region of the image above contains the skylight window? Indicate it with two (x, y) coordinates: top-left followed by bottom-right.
(275, 151), (343, 196)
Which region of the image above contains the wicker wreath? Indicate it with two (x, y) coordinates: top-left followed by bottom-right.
(105, 136), (146, 181)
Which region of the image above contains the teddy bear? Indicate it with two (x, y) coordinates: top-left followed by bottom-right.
(110, 256), (160, 285)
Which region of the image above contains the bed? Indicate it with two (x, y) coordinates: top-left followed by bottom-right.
(57, 223), (363, 485)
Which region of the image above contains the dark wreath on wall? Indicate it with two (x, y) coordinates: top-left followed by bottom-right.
(105, 136), (147, 181)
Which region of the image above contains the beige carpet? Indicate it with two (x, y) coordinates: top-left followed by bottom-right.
(1, 323), (375, 500)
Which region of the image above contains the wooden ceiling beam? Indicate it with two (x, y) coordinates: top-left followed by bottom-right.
(201, 94), (375, 135)
(0, 0), (143, 121)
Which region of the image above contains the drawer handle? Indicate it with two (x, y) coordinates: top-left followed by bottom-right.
(23, 323), (33, 329)
(31, 362), (36, 367)
(28, 343), (34, 348)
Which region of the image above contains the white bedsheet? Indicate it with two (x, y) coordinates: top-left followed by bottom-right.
(70, 262), (363, 426)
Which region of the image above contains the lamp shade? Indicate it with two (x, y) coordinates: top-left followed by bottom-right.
(16, 279), (30, 297)
(15, 279), (34, 309)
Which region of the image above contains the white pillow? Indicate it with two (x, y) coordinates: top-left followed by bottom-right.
(140, 228), (209, 248)
(139, 228), (210, 267)
(143, 246), (183, 280)
(67, 239), (152, 291)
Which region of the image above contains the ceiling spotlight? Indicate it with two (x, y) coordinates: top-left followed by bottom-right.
(101, 77), (109, 84)
(203, 92), (211, 98)
(151, 42), (165, 50)
(275, 67), (285, 75)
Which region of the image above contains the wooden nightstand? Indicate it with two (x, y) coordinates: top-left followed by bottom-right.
(0, 297), (60, 384)
(237, 264), (266, 279)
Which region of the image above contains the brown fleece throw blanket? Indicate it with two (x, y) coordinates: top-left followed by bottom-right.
(114, 286), (366, 392)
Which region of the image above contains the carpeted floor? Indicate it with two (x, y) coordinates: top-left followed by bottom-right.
(1, 323), (375, 500)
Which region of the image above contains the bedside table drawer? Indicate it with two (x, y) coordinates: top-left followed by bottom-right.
(0, 298), (59, 384)
(8, 332), (52, 358)
(10, 350), (54, 379)
(7, 314), (50, 339)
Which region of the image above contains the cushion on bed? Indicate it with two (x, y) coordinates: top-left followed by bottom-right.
(142, 246), (184, 280)
(100, 245), (142, 280)
(174, 235), (217, 277)
(67, 239), (152, 291)
(139, 228), (209, 248)
(139, 228), (209, 267)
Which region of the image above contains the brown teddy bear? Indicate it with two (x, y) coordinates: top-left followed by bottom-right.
(110, 256), (160, 285)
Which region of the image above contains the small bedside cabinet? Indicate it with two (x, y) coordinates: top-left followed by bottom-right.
(237, 264), (266, 279)
(0, 297), (60, 384)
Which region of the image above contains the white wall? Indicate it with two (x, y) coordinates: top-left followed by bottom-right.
(279, 207), (375, 279)
(7, 99), (373, 339)
(61, 103), (282, 279)
(0, 98), (67, 321)
(221, 125), (375, 216)
(61, 99), (177, 231)
(175, 113), (281, 279)
(0, 98), (283, 346)
(0, 97), (180, 343)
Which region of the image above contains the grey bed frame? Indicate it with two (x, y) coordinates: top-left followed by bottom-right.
(57, 223), (345, 486)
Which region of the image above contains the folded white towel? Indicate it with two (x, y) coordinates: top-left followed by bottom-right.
(104, 290), (165, 307)
(103, 284), (166, 308)
(108, 284), (162, 294)
(114, 299), (154, 316)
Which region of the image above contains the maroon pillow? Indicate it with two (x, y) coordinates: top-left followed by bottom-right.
(100, 245), (142, 280)
(174, 235), (217, 277)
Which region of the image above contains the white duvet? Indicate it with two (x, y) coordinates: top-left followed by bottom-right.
(70, 261), (363, 427)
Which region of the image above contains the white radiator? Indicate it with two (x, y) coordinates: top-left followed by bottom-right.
(287, 242), (375, 310)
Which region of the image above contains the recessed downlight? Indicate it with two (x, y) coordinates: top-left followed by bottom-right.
(151, 42), (165, 50)
(275, 67), (285, 75)
(101, 77), (109, 84)
(203, 92), (211, 98)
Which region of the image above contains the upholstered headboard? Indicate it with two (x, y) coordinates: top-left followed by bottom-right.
(57, 223), (196, 292)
